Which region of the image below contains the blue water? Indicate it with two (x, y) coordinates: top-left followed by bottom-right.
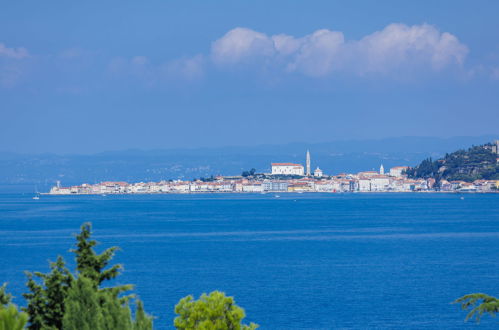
(1, 192), (499, 329)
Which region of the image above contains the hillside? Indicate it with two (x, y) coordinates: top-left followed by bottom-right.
(406, 142), (499, 182)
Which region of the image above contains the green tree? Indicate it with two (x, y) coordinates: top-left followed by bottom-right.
(71, 223), (122, 286)
(23, 256), (73, 329)
(0, 284), (28, 330)
(0, 304), (28, 330)
(133, 300), (153, 330)
(63, 277), (103, 330)
(23, 222), (153, 330)
(63, 276), (152, 330)
(0, 283), (12, 306)
(454, 293), (499, 323)
(174, 291), (258, 330)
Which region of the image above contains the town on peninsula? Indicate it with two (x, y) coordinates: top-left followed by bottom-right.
(47, 141), (499, 195)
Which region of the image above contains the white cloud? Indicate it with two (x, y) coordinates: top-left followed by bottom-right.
(211, 27), (276, 65)
(0, 43), (29, 59)
(352, 23), (468, 74)
(285, 29), (345, 76)
(210, 23), (468, 77)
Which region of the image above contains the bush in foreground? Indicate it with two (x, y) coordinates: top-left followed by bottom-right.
(174, 291), (258, 330)
(0, 283), (28, 330)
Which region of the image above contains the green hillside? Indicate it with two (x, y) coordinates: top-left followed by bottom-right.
(406, 142), (499, 182)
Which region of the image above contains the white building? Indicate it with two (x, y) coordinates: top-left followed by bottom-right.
(313, 167), (323, 178)
(271, 163), (304, 176)
(358, 179), (371, 192)
(370, 176), (390, 191)
(390, 166), (409, 178)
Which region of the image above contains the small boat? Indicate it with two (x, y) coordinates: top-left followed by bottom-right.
(33, 186), (40, 200)
(274, 195), (280, 198)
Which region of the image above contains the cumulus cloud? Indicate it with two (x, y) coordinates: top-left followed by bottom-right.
(210, 23), (468, 77)
(0, 43), (29, 59)
(352, 23), (468, 74)
(211, 28), (275, 65)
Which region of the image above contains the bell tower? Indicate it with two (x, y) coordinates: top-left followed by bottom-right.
(306, 150), (311, 176)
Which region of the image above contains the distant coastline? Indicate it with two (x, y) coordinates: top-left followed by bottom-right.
(45, 164), (498, 196)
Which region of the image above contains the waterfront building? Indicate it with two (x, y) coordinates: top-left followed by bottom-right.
(271, 163), (305, 176)
(314, 180), (333, 192)
(262, 180), (289, 192)
(358, 179), (371, 192)
(242, 182), (263, 192)
(370, 175), (390, 191)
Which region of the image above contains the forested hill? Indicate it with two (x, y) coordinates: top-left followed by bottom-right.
(406, 142), (499, 182)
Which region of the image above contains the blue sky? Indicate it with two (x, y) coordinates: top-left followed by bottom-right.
(1, 0), (498, 154)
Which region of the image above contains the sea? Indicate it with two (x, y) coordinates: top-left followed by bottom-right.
(1, 189), (498, 329)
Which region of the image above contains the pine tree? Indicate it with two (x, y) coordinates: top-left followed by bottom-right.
(0, 284), (28, 330)
(133, 300), (153, 330)
(23, 222), (153, 329)
(63, 277), (103, 330)
(454, 293), (499, 323)
(23, 256), (73, 329)
(0, 283), (12, 306)
(71, 222), (122, 286)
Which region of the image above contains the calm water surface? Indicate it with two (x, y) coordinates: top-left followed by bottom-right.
(1, 192), (498, 329)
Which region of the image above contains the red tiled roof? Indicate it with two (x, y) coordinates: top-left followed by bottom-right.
(271, 163), (303, 166)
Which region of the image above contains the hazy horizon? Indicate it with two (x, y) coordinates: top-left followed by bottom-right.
(0, 134), (496, 156)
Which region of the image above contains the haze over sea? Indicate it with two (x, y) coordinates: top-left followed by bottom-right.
(1, 190), (499, 329)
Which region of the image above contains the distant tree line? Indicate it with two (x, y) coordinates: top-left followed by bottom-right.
(0, 223), (258, 329)
(405, 143), (499, 183)
(241, 168), (256, 177)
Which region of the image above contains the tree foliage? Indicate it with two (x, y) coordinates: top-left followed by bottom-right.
(454, 293), (499, 323)
(0, 284), (28, 330)
(22, 222), (153, 330)
(71, 223), (122, 286)
(23, 256), (73, 329)
(174, 291), (258, 330)
(0, 283), (12, 306)
(241, 169), (256, 177)
(0, 304), (28, 330)
(406, 143), (499, 183)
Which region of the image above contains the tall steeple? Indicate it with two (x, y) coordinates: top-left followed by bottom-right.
(380, 164), (385, 175)
(306, 150), (311, 176)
